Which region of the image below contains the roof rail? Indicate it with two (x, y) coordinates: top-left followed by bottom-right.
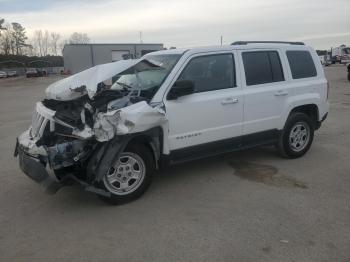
(231, 41), (305, 46)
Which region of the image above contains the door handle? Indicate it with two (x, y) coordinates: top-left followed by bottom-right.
(221, 97), (239, 105)
(274, 90), (288, 96)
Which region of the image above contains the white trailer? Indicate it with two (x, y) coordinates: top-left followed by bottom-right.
(319, 55), (326, 65)
(331, 45), (350, 64)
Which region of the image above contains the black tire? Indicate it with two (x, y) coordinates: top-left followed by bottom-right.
(347, 72), (350, 82)
(98, 143), (154, 205)
(277, 112), (314, 158)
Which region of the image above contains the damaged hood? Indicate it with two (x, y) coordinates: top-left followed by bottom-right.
(45, 59), (140, 101)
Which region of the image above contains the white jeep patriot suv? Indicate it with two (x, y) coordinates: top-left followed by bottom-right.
(15, 41), (329, 204)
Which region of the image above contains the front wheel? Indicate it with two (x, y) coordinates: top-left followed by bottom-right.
(98, 144), (154, 205)
(277, 112), (314, 158)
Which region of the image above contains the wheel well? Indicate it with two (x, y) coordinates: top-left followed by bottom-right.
(127, 136), (154, 155)
(290, 104), (319, 127)
(124, 127), (163, 169)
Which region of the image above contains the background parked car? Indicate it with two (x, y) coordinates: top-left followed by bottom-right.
(0, 71), (7, 78)
(7, 71), (18, 77)
(26, 68), (47, 78)
(41, 69), (48, 76)
(26, 68), (39, 78)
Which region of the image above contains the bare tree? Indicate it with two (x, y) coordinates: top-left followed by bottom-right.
(21, 43), (34, 56)
(50, 32), (60, 55)
(58, 39), (68, 56)
(11, 22), (28, 55)
(33, 30), (43, 56)
(31, 30), (63, 56)
(68, 32), (90, 44)
(42, 30), (49, 56)
(0, 23), (14, 55)
(0, 18), (6, 36)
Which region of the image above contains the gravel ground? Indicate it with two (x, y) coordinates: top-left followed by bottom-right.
(0, 66), (349, 262)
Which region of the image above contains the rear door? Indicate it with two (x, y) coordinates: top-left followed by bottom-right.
(239, 49), (291, 135)
(164, 52), (244, 152)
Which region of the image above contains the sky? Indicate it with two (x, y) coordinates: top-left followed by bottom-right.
(1, 0), (349, 50)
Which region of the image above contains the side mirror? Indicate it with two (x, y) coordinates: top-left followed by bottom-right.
(167, 80), (195, 100)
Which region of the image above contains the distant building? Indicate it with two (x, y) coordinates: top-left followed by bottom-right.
(63, 43), (164, 74)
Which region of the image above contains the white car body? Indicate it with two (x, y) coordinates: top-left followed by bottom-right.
(15, 41), (329, 199)
(151, 44), (329, 153)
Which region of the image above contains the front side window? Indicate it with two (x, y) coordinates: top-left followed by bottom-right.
(110, 54), (181, 100)
(177, 54), (236, 93)
(286, 50), (317, 79)
(242, 51), (284, 86)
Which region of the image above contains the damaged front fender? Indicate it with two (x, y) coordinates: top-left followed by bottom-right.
(93, 101), (167, 142)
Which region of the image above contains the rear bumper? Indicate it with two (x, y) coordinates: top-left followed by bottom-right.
(14, 131), (62, 194)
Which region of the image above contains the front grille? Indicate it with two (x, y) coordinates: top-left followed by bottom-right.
(30, 102), (55, 139)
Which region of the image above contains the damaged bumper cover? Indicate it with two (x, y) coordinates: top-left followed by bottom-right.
(15, 131), (61, 194)
(14, 130), (110, 196)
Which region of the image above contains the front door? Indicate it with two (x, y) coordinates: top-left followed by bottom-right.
(164, 52), (244, 152)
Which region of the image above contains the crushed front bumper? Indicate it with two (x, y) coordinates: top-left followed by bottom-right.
(14, 130), (112, 197)
(14, 130), (62, 194)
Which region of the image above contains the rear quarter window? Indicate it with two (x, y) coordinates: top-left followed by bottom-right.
(286, 50), (317, 79)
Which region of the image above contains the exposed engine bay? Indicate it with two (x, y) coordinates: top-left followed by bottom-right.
(30, 90), (166, 172)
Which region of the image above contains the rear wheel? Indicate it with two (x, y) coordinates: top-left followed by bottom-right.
(98, 144), (154, 205)
(277, 112), (314, 158)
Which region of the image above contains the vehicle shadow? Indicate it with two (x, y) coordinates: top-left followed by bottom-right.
(152, 145), (282, 187)
(39, 145), (282, 209)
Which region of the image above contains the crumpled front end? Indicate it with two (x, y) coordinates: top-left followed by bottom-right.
(15, 57), (170, 195)
(15, 98), (167, 195)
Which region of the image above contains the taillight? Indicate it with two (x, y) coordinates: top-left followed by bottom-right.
(327, 81), (330, 100)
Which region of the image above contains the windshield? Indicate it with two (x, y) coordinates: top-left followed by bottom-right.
(110, 54), (181, 100)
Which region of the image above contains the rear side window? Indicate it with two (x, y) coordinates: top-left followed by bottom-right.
(286, 50), (317, 79)
(242, 51), (284, 86)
